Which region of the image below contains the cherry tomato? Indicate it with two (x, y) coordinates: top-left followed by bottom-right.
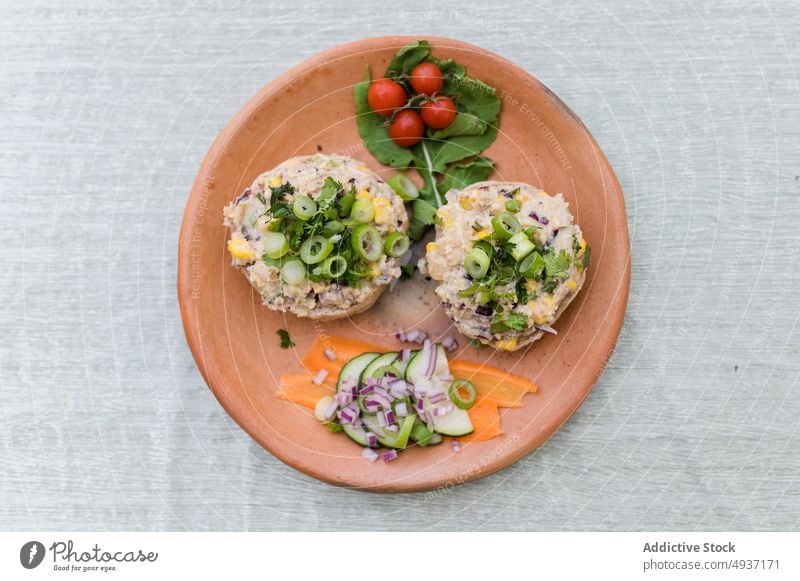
(421, 96), (457, 129)
(367, 78), (407, 117)
(410, 62), (444, 95)
(389, 109), (425, 147)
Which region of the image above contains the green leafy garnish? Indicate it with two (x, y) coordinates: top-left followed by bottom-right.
(490, 312), (528, 333)
(326, 422), (343, 433)
(582, 245), (591, 269)
(354, 40), (502, 239)
(276, 329), (294, 349)
(544, 249), (572, 279)
(316, 177), (340, 211)
(408, 199), (438, 240)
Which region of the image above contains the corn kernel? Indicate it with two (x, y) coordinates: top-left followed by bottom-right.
(579, 239), (587, 254)
(532, 313), (548, 325)
(357, 165), (370, 172)
(269, 176), (283, 188)
(525, 280), (538, 292)
(475, 228), (491, 239)
(373, 198), (391, 224)
(544, 295), (555, 306)
(459, 196), (473, 210)
(227, 238), (255, 261)
(443, 217), (454, 227)
(497, 337), (518, 351)
(426, 242), (437, 253)
(567, 279), (577, 291)
(539, 191), (550, 197)
(356, 189), (371, 200)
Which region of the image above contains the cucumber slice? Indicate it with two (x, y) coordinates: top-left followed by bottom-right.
(360, 352), (400, 383)
(430, 406), (473, 437)
(362, 414), (417, 449)
(337, 352), (380, 447)
(405, 342), (474, 437)
(393, 349), (416, 376)
(404, 343), (450, 388)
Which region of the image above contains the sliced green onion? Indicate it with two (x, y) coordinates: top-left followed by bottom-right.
(292, 195), (317, 220)
(321, 255), (347, 278)
(449, 379), (477, 410)
(383, 232), (410, 257)
(519, 251), (544, 278)
(280, 260), (306, 285)
(491, 212), (521, 241)
(262, 231), (289, 259)
(299, 235), (334, 264)
(387, 173), (419, 201)
(505, 199), (520, 212)
(473, 240), (495, 261)
(351, 224), (383, 261)
(464, 247), (490, 279)
(350, 198), (375, 223)
(411, 422), (435, 447)
(507, 231), (535, 261)
(372, 365), (400, 379)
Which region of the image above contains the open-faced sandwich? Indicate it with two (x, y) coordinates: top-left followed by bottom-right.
(424, 181), (590, 351)
(224, 154), (409, 320)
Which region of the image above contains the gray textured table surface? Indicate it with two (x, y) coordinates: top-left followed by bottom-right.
(2, 0), (799, 531)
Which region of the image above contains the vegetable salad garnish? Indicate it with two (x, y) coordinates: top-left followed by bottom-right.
(355, 40), (501, 239)
(261, 176), (409, 289)
(277, 335), (538, 462)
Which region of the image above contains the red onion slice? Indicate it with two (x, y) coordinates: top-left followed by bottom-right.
(536, 324), (558, 335)
(362, 448), (379, 463)
(432, 403), (454, 417)
(383, 450), (398, 462)
(428, 392), (446, 404)
(452, 438), (462, 453)
(311, 369), (329, 385)
(323, 347), (336, 361)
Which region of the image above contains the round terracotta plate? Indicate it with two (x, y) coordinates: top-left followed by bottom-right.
(178, 36), (630, 492)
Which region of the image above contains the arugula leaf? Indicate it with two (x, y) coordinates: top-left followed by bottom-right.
(408, 199), (438, 240)
(354, 67), (415, 168)
(385, 40), (430, 76)
(438, 158), (495, 194)
(276, 329), (295, 349)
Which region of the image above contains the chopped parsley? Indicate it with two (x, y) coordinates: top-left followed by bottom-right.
(276, 329), (295, 349)
(490, 311), (529, 333)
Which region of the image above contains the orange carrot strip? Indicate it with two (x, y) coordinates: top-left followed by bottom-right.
(301, 335), (379, 377)
(449, 359), (537, 408)
(276, 374), (335, 409)
(461, 399), (504, 442)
